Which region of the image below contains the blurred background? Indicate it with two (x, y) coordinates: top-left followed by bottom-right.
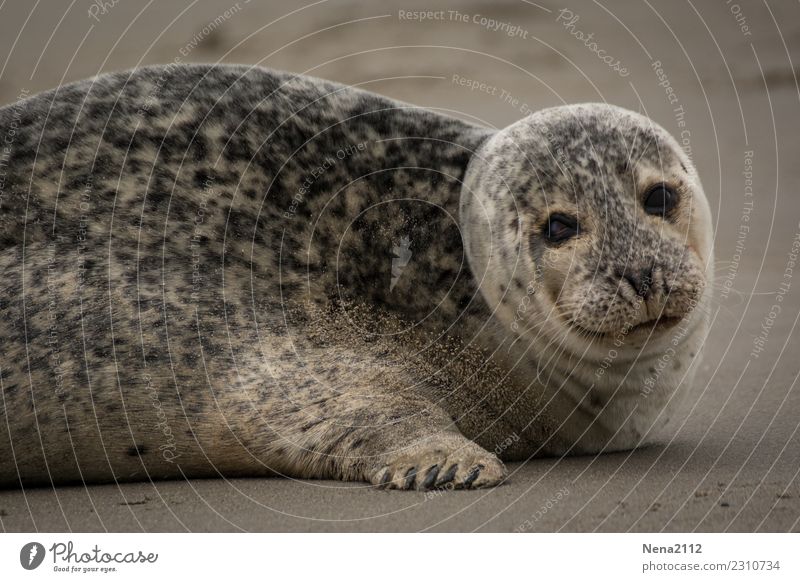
(1, 0), (799, 531)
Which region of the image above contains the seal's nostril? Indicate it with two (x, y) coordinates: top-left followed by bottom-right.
(617, 267), (654, 299)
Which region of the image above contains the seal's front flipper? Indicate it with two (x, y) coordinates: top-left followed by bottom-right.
(240, 391), (507, 490)
(226, 345), (507, 490)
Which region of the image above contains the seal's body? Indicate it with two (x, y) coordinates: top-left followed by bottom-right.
(0, 65), (712, 489)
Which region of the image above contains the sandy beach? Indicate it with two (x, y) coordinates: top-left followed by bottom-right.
(0, 0), (798, 531)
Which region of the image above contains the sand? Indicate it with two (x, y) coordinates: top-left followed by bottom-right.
(0, 0), (798, 531)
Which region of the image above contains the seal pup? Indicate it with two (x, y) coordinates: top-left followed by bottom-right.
(0, 64), (712, 490)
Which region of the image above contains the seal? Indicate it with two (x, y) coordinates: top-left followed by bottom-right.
(0, 64), (712, 490)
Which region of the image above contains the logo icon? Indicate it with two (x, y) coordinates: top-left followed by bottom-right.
(20, 542), (45, 570)
(390, 236), (412, 292)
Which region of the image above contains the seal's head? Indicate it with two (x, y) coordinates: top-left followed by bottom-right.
(461, 104), (712, 349)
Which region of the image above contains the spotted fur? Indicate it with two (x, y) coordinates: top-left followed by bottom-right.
(0, 65), (712, 489)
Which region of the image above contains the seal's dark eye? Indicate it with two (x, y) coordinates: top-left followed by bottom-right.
(544, 213), (579, 244)
(643, 183), (678, 216)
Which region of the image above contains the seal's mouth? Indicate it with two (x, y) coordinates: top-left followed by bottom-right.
(569, 314), (684, 340)
(624, 315), (684, 335)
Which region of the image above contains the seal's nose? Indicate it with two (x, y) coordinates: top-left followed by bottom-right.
(617, 266), (654, 300)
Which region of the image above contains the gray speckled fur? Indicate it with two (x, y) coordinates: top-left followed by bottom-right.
(0, 64), (712, 490)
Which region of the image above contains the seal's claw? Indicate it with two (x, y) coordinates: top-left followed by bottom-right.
(369, 436), (507, 491)
(422, 464), (440, 489)
(435, 464), (458, 488)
